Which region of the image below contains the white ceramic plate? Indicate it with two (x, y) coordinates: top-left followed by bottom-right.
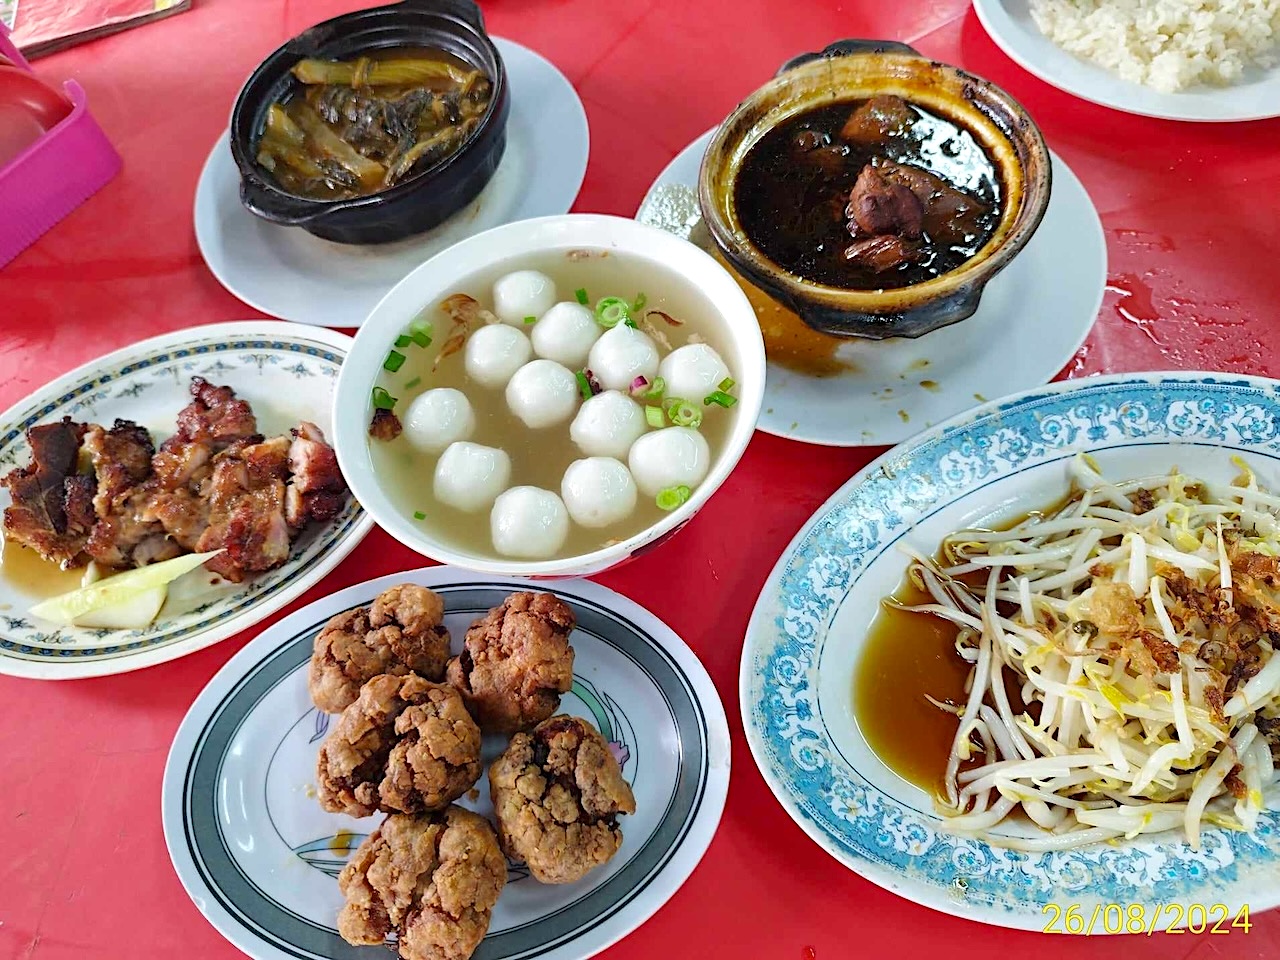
(636, 130), (1104, 447)
(163, 568), (730, 960)
(741, 372), (1280, 930)
(973, 0), (1280, 122)
(0, 322), (373, 680)
(194, 38), (590, 327)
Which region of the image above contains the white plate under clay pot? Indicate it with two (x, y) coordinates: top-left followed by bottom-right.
(163, 568), (731, 960)
(195, 38), (590, 328)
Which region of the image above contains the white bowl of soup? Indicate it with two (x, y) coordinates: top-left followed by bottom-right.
(333, 214), (765, 577)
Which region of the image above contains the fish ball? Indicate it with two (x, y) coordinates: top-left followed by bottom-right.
(434, 442), (511, 513)
(505, 359), (579, 428)
(587, 325), (659, 392)
(492, 270), (556, 326)
(659, 343), (730, 404)
(403, 388), (475, 453)
(491, 486), (569, 559)
(465, 323), (532, 388)
(561, 457), (637, 529)
(627, 427), (710, 498)
(531, 302), (601, 367)
(569, 390), (647, 459)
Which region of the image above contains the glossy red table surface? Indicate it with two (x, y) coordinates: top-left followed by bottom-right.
(1, 1), (1278, 958)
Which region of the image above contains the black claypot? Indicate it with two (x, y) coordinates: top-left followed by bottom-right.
(229, 0), (509, 245)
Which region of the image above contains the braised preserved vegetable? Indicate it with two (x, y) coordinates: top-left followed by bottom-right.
(256, 48), (493, 200)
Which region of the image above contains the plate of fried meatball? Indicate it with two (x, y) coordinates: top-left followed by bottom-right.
(163, 568), (729, 960)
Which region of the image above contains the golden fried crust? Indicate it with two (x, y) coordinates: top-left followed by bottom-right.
(317, 674), (482, 818)
(310, 585), (451, 713)
(338, 808), (506, 960)
(446, 592), (575, 733)
(488, 716), (636, 884)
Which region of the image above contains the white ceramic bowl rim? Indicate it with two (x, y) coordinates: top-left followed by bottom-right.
(333, 213), (766, 576)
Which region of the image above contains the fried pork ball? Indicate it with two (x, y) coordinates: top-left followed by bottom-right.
(309, 584), (451, 713)
(316, 673), (482, 818)
(489, 716), (636, 884)
(338, 807), (506, 960)
(446, 591), (575, 733)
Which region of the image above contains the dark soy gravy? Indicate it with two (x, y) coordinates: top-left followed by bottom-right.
(854, 574), (970, 798)
(734, 99), (1001, 290)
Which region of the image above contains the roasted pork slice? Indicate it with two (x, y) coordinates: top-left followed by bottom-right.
(846, 164), (924, 240)
(286, 421), (348, 527)
(84, 420), (154, 516)
(195, 436), (292, 582)
(163, 377), (259, 454)
(1, 417), (91, 566)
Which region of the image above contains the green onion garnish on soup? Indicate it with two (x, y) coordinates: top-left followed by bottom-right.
(669, 400), (702, 428)
(409, 318), (433, 347)
(372, 386), (397, 410)
(656, 484), (691, 511)
(594, 296), (631, 329)
(575, 287), (589, 305)
(645, 405), (665, 429)
(575, 370), (593, 400)
(384, 350), (407, 372)
(413, 511), (426, 520)
(704, 390), (737, 408)
(395, 334), (413, 349)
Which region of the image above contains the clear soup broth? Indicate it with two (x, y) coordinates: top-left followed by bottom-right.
(368, 250), (743, 562)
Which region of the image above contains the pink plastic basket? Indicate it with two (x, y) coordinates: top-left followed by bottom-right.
(0, 23), (122, 269)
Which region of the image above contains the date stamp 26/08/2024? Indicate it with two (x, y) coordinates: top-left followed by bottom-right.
(1043, 903), (1253, 935)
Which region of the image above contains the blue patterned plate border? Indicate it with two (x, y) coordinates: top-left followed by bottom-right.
(0, 322), (375, 680)
(741, 372), (1280, 931)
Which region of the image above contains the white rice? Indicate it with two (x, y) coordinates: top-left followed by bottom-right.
(1029, 0), (1280, 92)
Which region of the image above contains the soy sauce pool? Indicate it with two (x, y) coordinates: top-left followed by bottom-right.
(734, 99), (1001, 290)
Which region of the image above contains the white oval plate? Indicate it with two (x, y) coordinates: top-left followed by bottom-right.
(741, 371), (1280, 929)
(973, 0), (1280, 122)
(195, 38), (590, 327)
(0, 322), (373, 680)
(163, 568), (730, 960)
(636, 130), (1104, 447)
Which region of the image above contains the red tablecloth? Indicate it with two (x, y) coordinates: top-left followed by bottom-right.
(2, 1), (1278, 958)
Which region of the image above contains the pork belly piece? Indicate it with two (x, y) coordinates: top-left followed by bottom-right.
(839, 94), (916, 146)
(286, 421), (348, 527)
(1, 417), (91, 567)
(876, 161), (990, 248)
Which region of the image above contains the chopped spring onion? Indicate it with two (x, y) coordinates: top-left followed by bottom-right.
(413, 510), (426, 520)
(704, 390), (738, 408)
(624, 316), (638, 329)
(372, 386), (397, 410)
(641, 376), (666, 401)
(718, 377), (736, 392)
(669, 401), (702, 428)
(632, 292), (647, 313)
(524, 315), (537, 324)
(575, 287), (589, 305)
(395, 334), (413, 349)
(645, 405), (665, 429)
(409, 318), (433, 347)
(575, 370), (593, 400)
(384, 350), (407, 373)
(405, 376), (422, 390)
(656, 484), (691, 511)
(595, 296), (631, 329)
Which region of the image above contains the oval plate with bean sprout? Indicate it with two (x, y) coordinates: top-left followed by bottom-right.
(742, 372), (1280, 930)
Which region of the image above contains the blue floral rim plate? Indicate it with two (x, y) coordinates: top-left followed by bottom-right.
(0, 322), (374, 680)
(741, 372), (1280, 931)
